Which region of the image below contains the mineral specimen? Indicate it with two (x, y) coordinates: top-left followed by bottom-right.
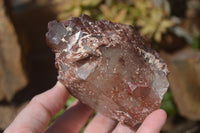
(46, 14), (169, 128)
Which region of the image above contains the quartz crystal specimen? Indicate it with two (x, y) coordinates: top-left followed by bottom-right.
(46, 14), (169, 128)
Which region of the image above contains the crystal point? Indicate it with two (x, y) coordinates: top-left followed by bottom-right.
(46, 14), (169, 128)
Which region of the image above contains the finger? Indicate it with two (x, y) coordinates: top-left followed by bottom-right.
(46, 100), (94, 133)
(84, 113), (117, 133)
(112, 123), (135, 133)
(4, 81), (68, 133)
(137, 109), (167, 133)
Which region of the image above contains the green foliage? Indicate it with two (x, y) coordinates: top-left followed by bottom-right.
(56, 0), (103, 20)
(57, 0), (173, 42)
(66, 95), (76, 107)
(192, 36), (200, 49)
(100, 3), (129, 23)
(100, 0), (173, 42)
(160, 90), (178, 116)
(133, 0), (172, 42)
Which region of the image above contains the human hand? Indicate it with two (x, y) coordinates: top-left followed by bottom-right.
(4, 82), (167, 133)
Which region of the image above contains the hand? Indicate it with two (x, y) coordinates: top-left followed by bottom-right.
(4, 82), (167, 133)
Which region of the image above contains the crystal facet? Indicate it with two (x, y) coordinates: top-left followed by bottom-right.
(46, 14), (169, 128)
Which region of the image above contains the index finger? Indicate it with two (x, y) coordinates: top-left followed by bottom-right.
(4, 81), (69, 133)
(137, 109), (167, 133)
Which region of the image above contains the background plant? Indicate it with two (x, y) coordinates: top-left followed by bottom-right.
(55, 0), (173, 42)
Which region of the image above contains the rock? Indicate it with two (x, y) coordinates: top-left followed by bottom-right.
(46, 15), (169, 128)
(162, 48), (200, 120)
(0, 0), (27, 101)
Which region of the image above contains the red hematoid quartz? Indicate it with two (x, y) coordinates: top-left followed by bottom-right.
(46, 14), (169, 128)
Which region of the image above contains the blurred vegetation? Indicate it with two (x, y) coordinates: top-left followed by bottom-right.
(192, 36), (200, 49)
(56, 0), (173, 42)
(161, 90), (178, 116)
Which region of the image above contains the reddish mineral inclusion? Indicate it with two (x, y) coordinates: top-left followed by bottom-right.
(46, 14), (169, 128)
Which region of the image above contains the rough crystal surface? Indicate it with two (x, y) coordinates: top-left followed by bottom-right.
(46, 14), (169, 128)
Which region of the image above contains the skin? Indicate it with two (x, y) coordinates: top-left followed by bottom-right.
(4, 82), (167, 133)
